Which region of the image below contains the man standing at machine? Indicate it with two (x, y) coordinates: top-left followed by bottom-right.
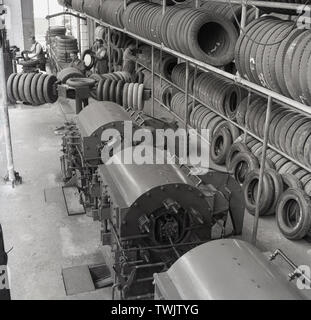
(24, 36), (46, 71)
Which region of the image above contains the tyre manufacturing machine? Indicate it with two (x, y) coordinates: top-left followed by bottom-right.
(59, 97), (245, 299)
(153, 239), (310, 300)
(60, 99), (178, 216)
(88, 145), (245, 300)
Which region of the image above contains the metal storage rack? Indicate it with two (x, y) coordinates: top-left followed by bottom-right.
(67, 0), (311, 244)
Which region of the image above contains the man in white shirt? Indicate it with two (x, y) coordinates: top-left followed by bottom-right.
(24, 36), (46, 71)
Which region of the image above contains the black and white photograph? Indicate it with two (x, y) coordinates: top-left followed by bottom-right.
(0, 0), (311, 306)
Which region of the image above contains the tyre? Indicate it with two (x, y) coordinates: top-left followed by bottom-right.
(229, 151), (259, 185)
(265, 169), (284, 215)
(57, 67), (83, 84)
(17, 73), (28, 102)
(31, 73), (43, 105)
(211, 126), (233, 165)
(37, 74), (48, 104)
(276, 188), (311, 240)
(281, 173), (303, 191)
(7, 73), (16, 103)
(24, 73), (37, 105)
(43, 75), (58, 103)
(243, 169), (274, 216)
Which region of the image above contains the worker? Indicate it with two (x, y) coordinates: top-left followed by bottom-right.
(122, 43), (138, 74)
(69, 52), (86, 75)
(23, 36), (46, 71)
(92, 39), (108, 74)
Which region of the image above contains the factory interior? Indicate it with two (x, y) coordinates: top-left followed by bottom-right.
(1, 0), (311, 301)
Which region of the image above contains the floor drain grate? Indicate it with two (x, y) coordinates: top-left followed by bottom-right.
(89, 264), (113, 289)
(62, 263), (112, 296)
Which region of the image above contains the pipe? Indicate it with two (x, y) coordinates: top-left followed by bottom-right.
(45, 11), (86, 21)
(252, 96), (272, 245)
(270, 249), (311, 284)
(0, 30), (15, 184)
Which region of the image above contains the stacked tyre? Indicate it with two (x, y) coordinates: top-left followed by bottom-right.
(236, 95), (311, 169)
(55, 36), (79, 63)
(171, 63), (198, 93)
(123, 83), (145, 111)
(99, 0), (126, 28)
(200, 2), (256, 31)
(123, 2), (163, 43)
(83, 0), (101, 19)
(154, 77), (173, 109)
(235, 17), (311, 106)
(7, 73), (58, 105)
(137, 45), (178, 81)
(123, 2), (238, 66)
(170, 92), (195, 120)
(89, 71), (132, 100)
(193, 71), (246, 118)
(46, 26), (66, 44)
(229, 137), (311, 240)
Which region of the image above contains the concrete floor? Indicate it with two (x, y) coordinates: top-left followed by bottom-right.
(0, 101), (311, 300)
(0, 102), (111, 300)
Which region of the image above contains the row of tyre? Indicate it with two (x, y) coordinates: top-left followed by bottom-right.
(189, 110), (311, 241)
(58, 0), (125, 28)
(124, 2), (238, 66)
(151, 65), (311, 241)
(224, 137), (311, 241)
(6, 73), (58, 105)
(168, 62), (311, 172)
(171, 62), (247, 119)
(236, 16), (311, 106)
(236, 95), (311, 169)
(88, 77), (145, 111)
(59, 0), (238, 67)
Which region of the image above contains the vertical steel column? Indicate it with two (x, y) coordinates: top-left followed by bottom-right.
(192, 66), (198, 119)
(160, 0), (166, 110)
(240, 2), (247, 33)
(135, 39), (139, 71)
(252, 96), (273, 245)
(77, 14), (81, 53)
(255, 8), (260, 19)
(151, 45), (155, 117)
(185, 61), (190, 129)
(195, 0), (200, 8)
(0, 32), (15, 184)
(243, 92), (252, 143)
(162, 0), (167, 15)
(108, 27), (112, 73)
